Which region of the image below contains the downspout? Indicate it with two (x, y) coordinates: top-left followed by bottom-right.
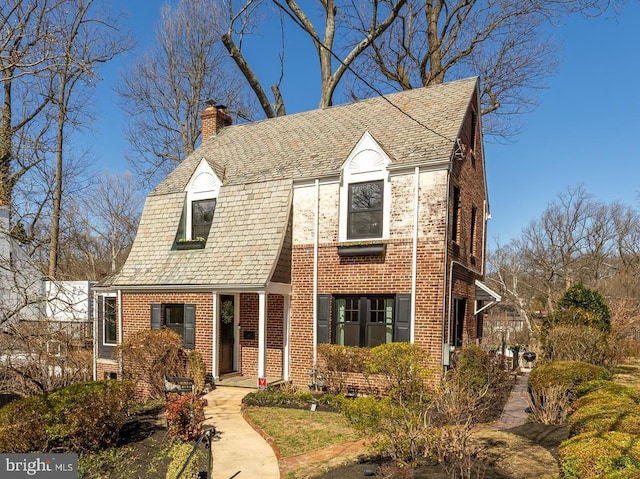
(441, 166), (451, 366)
(312, 179), (320, 366)
(481, 199), (488, 276)
(212, 292), (218, 382)
(410, 167), (419, 342)
(117, 289), (123, 377)
(92, 292), (98, 381)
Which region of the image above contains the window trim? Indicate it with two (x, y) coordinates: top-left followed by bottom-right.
(103, 295), (118, 346)
(339, 132), (391, 243)
(183, 158), (221, 242)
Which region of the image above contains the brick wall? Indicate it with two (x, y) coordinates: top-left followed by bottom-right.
(288, 102), (489, 387)
(121, 291), (214, 375)
(238, 293), (284, 379)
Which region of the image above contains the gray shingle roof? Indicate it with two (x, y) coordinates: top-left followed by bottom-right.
(113, 77), (477, 287)
(113, 180), (291, 286)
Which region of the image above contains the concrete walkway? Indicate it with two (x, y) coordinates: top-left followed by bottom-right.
(203, 386), (280, 479)
(493, 369), (531, 429)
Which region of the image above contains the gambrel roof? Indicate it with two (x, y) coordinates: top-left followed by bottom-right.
(112, 77), (478, 287)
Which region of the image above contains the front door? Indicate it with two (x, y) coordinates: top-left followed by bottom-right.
(219, 295), (236, 374)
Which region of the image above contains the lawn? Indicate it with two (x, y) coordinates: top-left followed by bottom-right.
(243, 405), (360, 458)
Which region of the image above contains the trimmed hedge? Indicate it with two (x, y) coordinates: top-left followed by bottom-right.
(0, 380), (134, 453)
(528, 361), (610, 395)
(559, 431), (640, 478)
(568, 381), (640, 443)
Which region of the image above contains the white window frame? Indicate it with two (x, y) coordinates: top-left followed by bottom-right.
(184, 158), (222, 240)
(339, 132), (391, 242)
(103, 293), (117, 346)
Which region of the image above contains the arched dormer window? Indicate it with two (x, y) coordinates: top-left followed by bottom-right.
(183, 159), (221, 243)
(339, 132), (391, 242)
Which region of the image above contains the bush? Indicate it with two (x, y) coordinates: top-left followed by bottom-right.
(0, 380), (134, 453)
(115, 329), (186, 399)
(450, 345), (510, 394)
(569, 381), (640, 436)
(165, 393), (206, 442)
(527, 361), (610, 425)
(186, 350), (207, 395)
(544, 325), (620, 368)
(559, 431), (640, 478)
(341, 343), (433, 466)
(0, 395), (50, 452)
(557, 283), (611, 332)
(528, 361), (610, 393)
(317, 344), (370, 394)
(343, 395), (427, 465)
(365, 342), (431, 403)
(165, 440), (201, 479)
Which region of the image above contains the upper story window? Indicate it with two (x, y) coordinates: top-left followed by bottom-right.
(339, 132), (391, 242)
(348, 180), (384, 239)
(452, 185), (460, 244)
(192, 198), (216, 241)
(175, 159), (221, 248)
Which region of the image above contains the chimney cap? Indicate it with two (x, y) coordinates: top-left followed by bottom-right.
(204, 99), (227, 111)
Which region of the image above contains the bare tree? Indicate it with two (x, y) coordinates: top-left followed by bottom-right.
(45, 0), (132, 279)
(0, 0), (65, 206)
(222, 0), (408, 118)
(488, 185), (640, 337)
(346, 0), (612, 137)
(118, 0), (252, 186)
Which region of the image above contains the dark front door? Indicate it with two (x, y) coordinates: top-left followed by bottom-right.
(219, 295), (235, 374)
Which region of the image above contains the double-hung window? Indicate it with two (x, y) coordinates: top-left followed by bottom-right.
(347, 181), (384, 239)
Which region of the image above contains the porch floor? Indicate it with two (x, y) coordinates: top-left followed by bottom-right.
(215, 374), (282, 389)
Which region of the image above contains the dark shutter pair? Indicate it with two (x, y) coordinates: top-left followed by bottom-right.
(150, 304), (196, 349)
(316, 293), (411, 344)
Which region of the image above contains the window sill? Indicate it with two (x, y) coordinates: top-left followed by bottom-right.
(337, 241), (386, 257)
(175, 239), (205, 250)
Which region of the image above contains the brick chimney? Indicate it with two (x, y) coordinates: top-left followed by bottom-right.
(201, 101), (232, 140)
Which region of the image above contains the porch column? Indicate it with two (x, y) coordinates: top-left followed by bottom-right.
(257, 291), (267, 387)
(283, 294), (291, 381)
(211, 292), (218, 381)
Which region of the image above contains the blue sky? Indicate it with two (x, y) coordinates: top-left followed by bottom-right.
(89, 1), (640, 247)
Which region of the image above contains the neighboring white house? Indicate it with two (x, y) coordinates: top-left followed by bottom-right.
(0, 202), (94, 330)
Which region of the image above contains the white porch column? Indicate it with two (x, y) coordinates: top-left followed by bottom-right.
(257, 291), (267, 387)
(211, 292), (218, 381)
(283, 294), (291, 381)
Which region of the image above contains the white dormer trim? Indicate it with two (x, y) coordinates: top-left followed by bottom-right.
(184, 159), (222, 240)
(339, 132), (392, 242)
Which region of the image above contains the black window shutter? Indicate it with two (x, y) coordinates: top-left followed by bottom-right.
(151, 304), (162, 330)
(394, 294), (411, 342)
(317, 294), (331, 344)
(184, 304), (196, 349)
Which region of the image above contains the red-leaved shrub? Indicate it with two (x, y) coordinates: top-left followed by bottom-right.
(165, 393), (206, 441)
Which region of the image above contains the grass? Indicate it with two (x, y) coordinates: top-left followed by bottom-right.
(243, 406), (360, 458)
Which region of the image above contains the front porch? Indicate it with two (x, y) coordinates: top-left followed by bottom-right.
(215, 373), (284, 389)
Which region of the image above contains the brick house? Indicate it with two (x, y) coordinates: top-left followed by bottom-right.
(94, 77), (500, 388)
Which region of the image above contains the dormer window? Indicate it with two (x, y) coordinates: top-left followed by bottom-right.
(175, 159), (221, 249)
(339, 132), (391, 243)
(192, 198), (216, 241)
